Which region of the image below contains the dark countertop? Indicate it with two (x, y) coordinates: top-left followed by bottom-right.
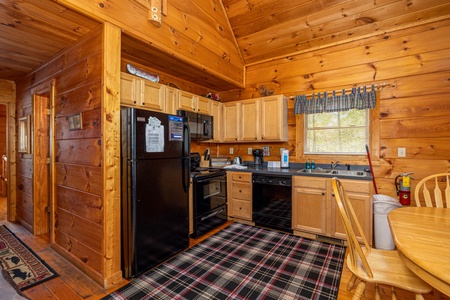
(223, 162), (373, 181)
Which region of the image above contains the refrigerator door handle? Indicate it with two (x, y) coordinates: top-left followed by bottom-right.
(182, 157), (189, 192)
(182, 120), (190, 193)
(183, 120), (190, 157)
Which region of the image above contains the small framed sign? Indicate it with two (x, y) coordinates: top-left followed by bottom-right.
(68, 113), (83, 131)
(18, 116), (31, 153)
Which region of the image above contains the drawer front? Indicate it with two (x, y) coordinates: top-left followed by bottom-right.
(231, 199), (252, 220)
(231, 172), (252, 182)
(231, 182), (252, 200)
(294, 176), (327, 189)
(340, 179), (371, 194)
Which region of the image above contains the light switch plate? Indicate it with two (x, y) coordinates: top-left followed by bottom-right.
(229, 147), (234, 155)
(248, 147), (252, 155)
(398, 147), (406, 157)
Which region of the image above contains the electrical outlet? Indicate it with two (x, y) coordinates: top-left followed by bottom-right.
(398, 147), (406, 157)
(229, 147), (234, 155)
(248, 147), (252, 155)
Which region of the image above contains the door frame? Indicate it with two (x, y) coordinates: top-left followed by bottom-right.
(31, 80), (55, 235)
(0, 80), (16, 222)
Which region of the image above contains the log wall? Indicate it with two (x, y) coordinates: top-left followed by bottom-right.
(14, 24), (120, 286)
(216, 18), (450, 204)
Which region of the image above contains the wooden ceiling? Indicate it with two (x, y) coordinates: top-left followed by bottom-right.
(222, 0), (450, 65)
(1, 0), (449, 88)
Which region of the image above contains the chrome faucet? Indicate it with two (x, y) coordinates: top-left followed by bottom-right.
(331, 161), (340, 170)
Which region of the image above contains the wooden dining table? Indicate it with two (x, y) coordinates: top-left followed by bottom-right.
(388, 207), (450, 296)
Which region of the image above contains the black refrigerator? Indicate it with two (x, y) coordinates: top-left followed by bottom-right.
(120, 107), (190, 279)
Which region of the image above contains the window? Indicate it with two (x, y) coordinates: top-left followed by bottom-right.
(304, 109), (368, 154)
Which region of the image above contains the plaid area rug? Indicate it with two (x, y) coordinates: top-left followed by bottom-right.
(0, 225), (58, 290)
(104, 222), (346, 300)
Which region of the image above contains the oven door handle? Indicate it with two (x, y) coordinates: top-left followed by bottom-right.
(200, 208), (224, 221)
(194, 174), (226, 183)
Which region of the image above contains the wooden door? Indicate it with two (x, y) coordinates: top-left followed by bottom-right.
(33, 94), (51, 235)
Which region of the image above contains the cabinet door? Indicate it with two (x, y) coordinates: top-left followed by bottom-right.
(120, 73), (140, 106)
(179, 91), (197, 112)
(141, 80), (165, 111)
(165, 86), (179, 115)
(331, 180), (372, 244)
(240, 99), (259, 141)
(260, 95), (288, 141)
(210, 101), (222, 142)
(196, 96), (210, 114)
(222, 102), (240, 142)
(293, 186), (327, 235)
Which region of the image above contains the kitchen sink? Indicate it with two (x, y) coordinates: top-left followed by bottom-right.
(297, 169), (332, 174)
(297, 169), (367, 177)
(330, 170), (366, 177)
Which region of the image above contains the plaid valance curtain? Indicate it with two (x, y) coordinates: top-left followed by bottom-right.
(294, 85), (377, 114)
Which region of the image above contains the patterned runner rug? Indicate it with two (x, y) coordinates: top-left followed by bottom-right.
(104, 222), (346, 300)
(0, 225), (58, 290)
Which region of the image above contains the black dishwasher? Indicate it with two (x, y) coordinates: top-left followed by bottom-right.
(252, 173), (292, 233)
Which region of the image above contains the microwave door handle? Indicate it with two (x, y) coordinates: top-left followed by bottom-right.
(203, 120), (208, 136)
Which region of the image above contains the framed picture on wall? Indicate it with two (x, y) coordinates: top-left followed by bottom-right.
(68, 113), (83, 131)
(18, 116), (30, 153)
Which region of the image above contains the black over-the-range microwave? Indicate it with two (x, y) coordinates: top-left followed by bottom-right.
(177, 110), (213, 140)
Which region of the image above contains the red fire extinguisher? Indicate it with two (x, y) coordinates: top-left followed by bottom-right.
(395, 172), (414, 205)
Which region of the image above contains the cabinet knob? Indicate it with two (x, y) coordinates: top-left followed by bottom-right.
(142, 102), (145, 105)
(239, 190), (242, 193)
(322, 192), (325, 196)
(331, 193), (335, 197)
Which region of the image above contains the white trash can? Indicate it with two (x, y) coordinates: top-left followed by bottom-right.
(372, 194), (402, 250)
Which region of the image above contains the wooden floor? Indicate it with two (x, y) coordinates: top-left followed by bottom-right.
(0, 197), (447, 299)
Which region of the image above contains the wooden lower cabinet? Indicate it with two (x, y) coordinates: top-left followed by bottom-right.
(292, 177), (327, 235)
(227, 171), (252, 222)
(293, 176), (373, 245)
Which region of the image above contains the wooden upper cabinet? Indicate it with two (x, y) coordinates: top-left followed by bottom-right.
(121, 72), (140, 106)
(165, 86), (180, 115)
(260, 95), (288, 141)
(209, 100), (222, 142)
(222, 95), (287, 143)
(240, 99), (260, 141)
(222, 102), (240, 142)
(178, 91), (210, 114)
(120, 72), (164, 112)
(140, 80), (165, 111)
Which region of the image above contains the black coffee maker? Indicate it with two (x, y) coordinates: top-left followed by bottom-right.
(252, 149), (264, 167)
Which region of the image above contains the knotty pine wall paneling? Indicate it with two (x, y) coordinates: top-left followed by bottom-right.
(14, 24), (118, 286)
(220, 19), (450, 203)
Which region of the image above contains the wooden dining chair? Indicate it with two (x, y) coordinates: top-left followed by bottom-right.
(414, 173), (450, 208)
(331, 178), (432, 300)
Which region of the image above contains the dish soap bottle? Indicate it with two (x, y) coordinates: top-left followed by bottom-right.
(305, 159), (311, 169)
(281, 149), (289, 168)
(311, 160), (315, 169)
